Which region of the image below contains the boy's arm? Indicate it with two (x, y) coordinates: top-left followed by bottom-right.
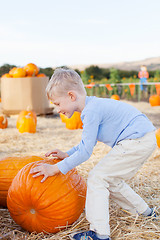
(66, 144), (79, 156)
(57, 111), (99, 174)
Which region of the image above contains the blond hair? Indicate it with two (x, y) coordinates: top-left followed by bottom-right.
(46, 68), (86, 99)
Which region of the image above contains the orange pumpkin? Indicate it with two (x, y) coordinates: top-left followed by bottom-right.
(24, 63), (39, 76)
(60, 113), (68, 123)
(1, 73), (12, 78)
(37, 73), (46, 77)
(149, 95), (160, 106)
(0, 114), (8, 129)
(9, 67), (17, 76)
(0, 156), (46, 207)
(12, 68), (26, 78)
(60, 112), (83, 129)
(111, 94), (120, 100)
(155, 128), (160, 148)
(7, 159), (86, 233)
(16, 110), (37, 133)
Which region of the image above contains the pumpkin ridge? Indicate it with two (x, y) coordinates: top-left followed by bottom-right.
(32, 169), (83, 211)
(7, 191), (28, 214)
(29, 161), (59, 205)
(34, 180), (78, 211)
(30, 174), (74, 210)
(27, 160), (73, 205)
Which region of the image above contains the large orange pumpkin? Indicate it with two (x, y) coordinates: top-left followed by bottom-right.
(16, 110), (37, 133)
(60, 112), (83, 129)
(155, 128), (160, 148)
(12, 68), (26, 78)
(111, 94), (120, 100)
(24, 63), (39, 76)
(0, 156), (45, 207)
(149, 95), (160, 106)
(0, 114), (8, 129)
(7, 159), (86, 233)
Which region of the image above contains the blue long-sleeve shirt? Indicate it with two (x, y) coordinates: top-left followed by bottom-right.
(57, 96), (155, 174)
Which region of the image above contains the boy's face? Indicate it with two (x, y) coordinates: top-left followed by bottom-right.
(51, 93), (77, 118)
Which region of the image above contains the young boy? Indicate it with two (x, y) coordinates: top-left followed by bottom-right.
(30, 68), (157, 240)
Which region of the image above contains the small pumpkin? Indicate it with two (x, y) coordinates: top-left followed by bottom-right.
(1, 73), (12, 78)
(16, 110), (37, 133)
(37, 73), (46, 77)
(7, 159), (86, 233)
(149, 95), (160, 106)
(60, 113), (68, 123)
(0, 114), (8, 129)
(111, 94), (120, 100)
(60, 112), (83, 129)
(24, 63), (39, 77)
(155, 128), (160, 148)
(0, 156), (46, 207)
(9, 67), (17, 76)
(12, 68), (26, 78)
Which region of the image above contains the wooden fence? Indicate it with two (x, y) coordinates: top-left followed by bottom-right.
(85, 82), (160, 101)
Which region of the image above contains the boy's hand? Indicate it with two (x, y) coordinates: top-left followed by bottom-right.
(45, 149), (69, 159)
(30, 163), (60, 182)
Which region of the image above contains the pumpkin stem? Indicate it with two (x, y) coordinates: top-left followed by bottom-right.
(32, 69), (36, 77)
(27, 106), (31, 111)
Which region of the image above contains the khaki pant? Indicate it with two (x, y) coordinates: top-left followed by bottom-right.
(86, 131), (157, 236)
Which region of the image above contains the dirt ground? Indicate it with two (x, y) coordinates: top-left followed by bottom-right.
(0, 100), (160, 239)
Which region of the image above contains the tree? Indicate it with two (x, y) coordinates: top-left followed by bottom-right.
(39, 67), (54, 78)
(85, 65), (103, 80)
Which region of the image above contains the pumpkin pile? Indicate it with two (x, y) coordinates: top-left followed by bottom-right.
(16, 110), (37, 133)
(60, 112), (83, 130)
(1, 63), (46, 78)
(0, 156), (45, 207)
(7, 158), (86, 233)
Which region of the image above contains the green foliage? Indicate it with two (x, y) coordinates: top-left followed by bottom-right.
(109, 68), (121, 83)
(74, 69), (81, 76)
(81, 70), (90, 84)
(118, 70), (138, 78)
(148, 71), (155, 78)
(154, 70), (160, 79)
(85, 65), (103, 80)
(39, 67), (54, 78)
(101, 68), (110, 79)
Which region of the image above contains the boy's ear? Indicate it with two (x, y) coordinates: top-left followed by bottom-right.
(68, 91), (77, 101)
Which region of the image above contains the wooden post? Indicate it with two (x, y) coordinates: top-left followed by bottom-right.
(138, 85), (141, 102)
(91, 86), (94, 96)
